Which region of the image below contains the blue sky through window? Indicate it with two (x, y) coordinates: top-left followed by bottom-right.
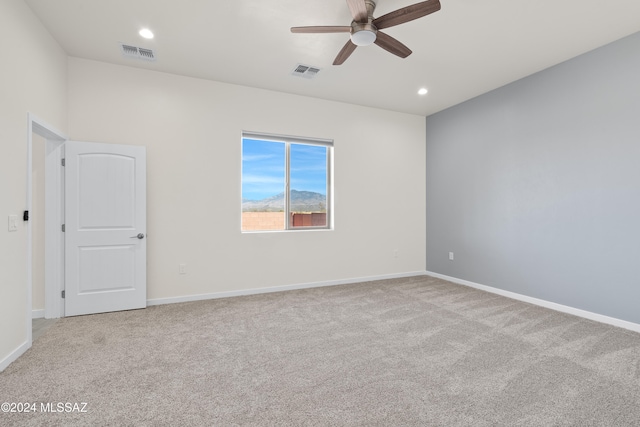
(290, 143), (327, 196)
(242, 138), (327, 201)
(242, 139), (285, 201)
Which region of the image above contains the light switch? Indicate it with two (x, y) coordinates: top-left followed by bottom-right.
(8, 215), (18, 232)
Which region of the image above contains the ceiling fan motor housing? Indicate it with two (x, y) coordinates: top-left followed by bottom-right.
(350, 0), (377, 46)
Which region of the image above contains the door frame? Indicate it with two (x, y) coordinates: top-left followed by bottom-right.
(27, 113), (67, 333)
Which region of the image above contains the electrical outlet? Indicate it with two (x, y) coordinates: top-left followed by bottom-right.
(179, 263), (187, 275)
(393, 249), (399, 258)
(8, 215), (18, 232)
(448, 252), (454, 261)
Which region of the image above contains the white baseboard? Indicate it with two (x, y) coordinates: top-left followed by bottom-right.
(147, 271), (427, 307)
(0, 340), (30, 372)
(32, 309), (44, 319)
(425, 271), (640, 334)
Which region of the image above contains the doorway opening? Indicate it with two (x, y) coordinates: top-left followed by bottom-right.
(27, 113), (67, 344)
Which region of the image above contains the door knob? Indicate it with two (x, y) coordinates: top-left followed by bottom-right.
(130, 233), (145, 239)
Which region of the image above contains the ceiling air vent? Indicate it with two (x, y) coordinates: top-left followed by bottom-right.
(119, 43), (156, 61)
(291, 64), (321, 79)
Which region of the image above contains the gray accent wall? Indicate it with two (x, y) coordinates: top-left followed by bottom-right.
(425, 32), (640, 324)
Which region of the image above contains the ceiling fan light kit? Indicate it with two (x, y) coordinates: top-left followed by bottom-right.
(350, 22), (377, 46)
(291, 0), (441, 65)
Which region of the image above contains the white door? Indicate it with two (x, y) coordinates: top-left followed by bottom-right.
(64, 141), (146, 316)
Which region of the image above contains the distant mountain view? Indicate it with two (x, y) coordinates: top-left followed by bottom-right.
(243, 190), (326, 212)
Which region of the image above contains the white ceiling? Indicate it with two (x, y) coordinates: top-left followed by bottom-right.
(25, 0), (640, 116)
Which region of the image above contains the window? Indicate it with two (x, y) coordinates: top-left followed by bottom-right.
(242, 132), (332, 232)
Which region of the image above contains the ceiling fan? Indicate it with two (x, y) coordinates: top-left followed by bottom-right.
(291, 0), (441, 65)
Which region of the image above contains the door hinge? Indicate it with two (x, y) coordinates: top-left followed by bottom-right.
(61, 290), (65, 299)
(61, 224), (65, 232)
(61, 158), (65, 166)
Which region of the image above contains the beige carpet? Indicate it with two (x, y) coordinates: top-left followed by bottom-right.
(2, 275), (640, 426)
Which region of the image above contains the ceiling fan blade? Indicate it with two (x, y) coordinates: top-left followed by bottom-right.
(373, 0), (441, 30)
(333, 40), (357, 65)
(346, 0), (368, 23)
(374, 31), (412, 58)
(291, 26), (351, 34)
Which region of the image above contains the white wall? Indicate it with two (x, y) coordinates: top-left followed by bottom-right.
(68, 58), (426, 302)
(426, 32), (640, 324)
(0, 0), (67, 369)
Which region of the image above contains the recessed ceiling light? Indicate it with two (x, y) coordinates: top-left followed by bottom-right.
(418, 88), (428, 96)
(139, 28), (154, 39)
